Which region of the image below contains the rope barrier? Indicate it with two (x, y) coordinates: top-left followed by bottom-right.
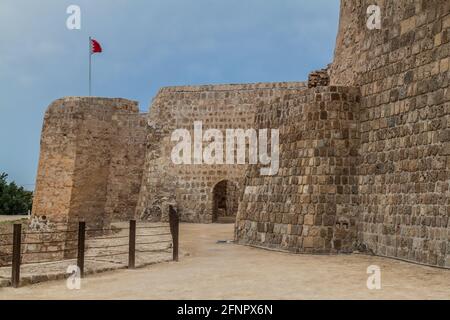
(0, 243), (13, 247)
(21, 259), (76, 266)
(87, 235), (129, 241)
(2, 219), (179, 280)
(0, 263), (12, 268)
(136, 226), (170, 230)
(23, 230), (78, 236)
(85, 227), (127, 233)
(21, 239), (78, 246)
(21, 247), (77, 255)
(137, 233), (172, 237)
(136, 240), (172, 246)
(136, 248), (171, 254)
(87, 243), (129, 250)
(85, 252), (128, 259)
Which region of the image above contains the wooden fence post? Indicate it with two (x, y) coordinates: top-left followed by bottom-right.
(77, 222), (86, 278)
(128, 220), (136, 269)
(169, 205), (179, 262)
(11, 224), (22, 288)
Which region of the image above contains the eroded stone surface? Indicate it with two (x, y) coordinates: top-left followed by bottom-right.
(136, 82), (307, 223)
(236, 86), (361, 254)
(33, 97), (147, 227)
(329, 0), (450, 268)
(28, 0), (450, 269)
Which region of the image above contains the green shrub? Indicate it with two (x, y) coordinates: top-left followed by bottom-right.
(0, 172), (33, 215)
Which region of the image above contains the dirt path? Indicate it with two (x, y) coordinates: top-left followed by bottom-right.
(0, 224), (449, 300)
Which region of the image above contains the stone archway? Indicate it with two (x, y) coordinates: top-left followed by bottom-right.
(212, 180), (239, 223)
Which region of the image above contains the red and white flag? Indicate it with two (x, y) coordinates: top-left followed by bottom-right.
(90, 38), (102, 54)
(89, 37), (103, 96)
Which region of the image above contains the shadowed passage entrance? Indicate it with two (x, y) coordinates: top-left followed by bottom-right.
(212, 180), (239, 223)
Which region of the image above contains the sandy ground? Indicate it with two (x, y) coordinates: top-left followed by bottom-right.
(0, 223), (449, 300)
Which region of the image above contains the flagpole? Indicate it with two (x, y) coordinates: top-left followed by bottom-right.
(89, 36), (92, 96)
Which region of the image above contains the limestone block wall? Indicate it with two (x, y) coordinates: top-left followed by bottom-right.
(331, 0), (450, 267)
(33, 97), (146, 230)
(29, 0), (450, 269)
(136, 82), (307, 223)
(32, 99), (80, 224)
(105, 113), (148, 221)
(235, 86), (361, 253)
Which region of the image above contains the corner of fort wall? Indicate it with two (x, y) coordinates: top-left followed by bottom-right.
(136, 82), (308, 223)
(236, 0), (450, 267)
(236, 85), (361, 254)
(32, 97), (147, 229)
(31, 0), (450, 268)
(329, 0), (450, 267)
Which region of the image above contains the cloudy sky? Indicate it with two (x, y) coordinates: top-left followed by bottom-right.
(0, 0), (340, 189)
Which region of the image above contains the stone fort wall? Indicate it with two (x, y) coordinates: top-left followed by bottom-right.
(235, 86), (361, 254)
(136, 82), (307, 223)
(33, 97), (147, 229)
(31, 0), (449, 268)
(234, 0), (449, 267)
(328, 0), (450, 267)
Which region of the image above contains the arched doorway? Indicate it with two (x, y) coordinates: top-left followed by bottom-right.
(212, 180), (239, 223)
